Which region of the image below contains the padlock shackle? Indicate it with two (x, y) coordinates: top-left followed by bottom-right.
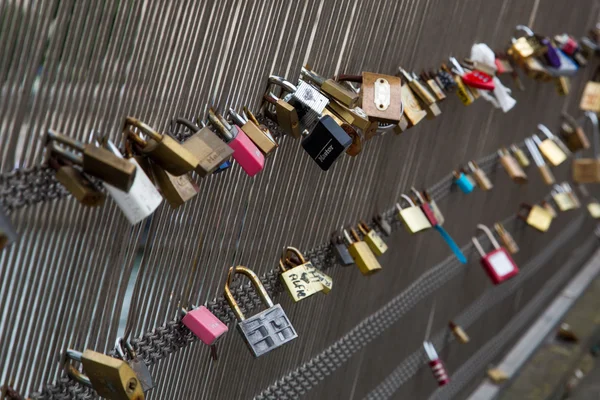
(208, 108), (234, 142)
(124, 117), (162, 142)
(398, 194), (416, 209)
(514, 24), (535, 38)
(174, 118), (201, 134)
(467, 161), (479, 172)
(357, 221), (369, 236)
(342, 229), (354, 245)
(423, 341), (438, 361)
(517, 203), (533, 222)
(476, 224), (501, 249)
(228, 108), (247, 127)
(282, 246), (307, 267)
(264, 92), (280, 105)
(525, 137), (545, 166)
(46, 129), (85, 152)
(300, 66), (326, 87)
(63, 349), (92, 388)
(115, 337), (137, 360)
(410, 187), (426, 204)
(243, 107), (262, 129)
(224, 266), (273, 321)
(268, 75), (297, 94)
(537, 124), (572, 156)
(47, 142), (83, 166)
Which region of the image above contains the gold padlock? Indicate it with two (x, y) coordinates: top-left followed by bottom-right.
(552, 185), (576, 211)
(357, 221), (388, 256)
(343, 229), (382, 276)
(498, 148), (528, 184)
(360, 72), (403, 123)
(396, 194), (432, 234)
(263, 92), (301, 139)
(47, 150), (105, 207)
(421, 71), (446, 101)
(587, 200), (600, 218)
(524, 137), (555, 185)
(573, 112), (600, 183)
(542, 200), (557, 218)
(449, 321), (470, 344)
(147, 161), (198, 209)
(510, 145), (530, 168)
(468, 161), (493, 190)
(518, 203), (553, 232)
(279, 247), (329, 302)
(284, 247), (332, 294)
(494, 223), (519, 254)
(487, 368), (509, 383)
(301, 65), (359, 108)
(554, 76), (570, 96)
(560, 113), (590, 152)
(399, 84), (427, 126)
(125, 117), (199, 176)
(229, 108), (278, 156)
(580, 66), (600, 113)
(64, 349), (144, 400)
(532, 132), (567, 167)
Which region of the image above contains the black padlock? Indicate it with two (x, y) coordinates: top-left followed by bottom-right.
(301, 115), (351, 171)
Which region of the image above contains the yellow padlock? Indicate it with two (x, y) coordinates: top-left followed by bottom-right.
(357, 221), (388, 256)
(552, 185), (576, 211)
(587, 201), (600, 218)
(533, 128), (567, 167)
(284, 247), (333, 294)
(518, 203), (553, 232)
(279, 247), (331, 302)
(396, 194), (432, 234)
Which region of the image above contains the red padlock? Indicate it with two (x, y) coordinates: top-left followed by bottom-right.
(411, 187), (438, 226)
(471, 224), (519, 285)
(424, 341), (450, 387)
(462, 70), (495, 91)
(182, 306), (228, 359)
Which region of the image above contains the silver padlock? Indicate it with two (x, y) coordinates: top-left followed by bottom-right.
(224, 266), (297, 357)
(0, 208), (17, 251)
(115, 337), (155, 393)
(283, 79), (330, 134)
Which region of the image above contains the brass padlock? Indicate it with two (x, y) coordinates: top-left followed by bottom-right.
(561, 183), (580, 208)
(229, 108), (278, 156)
(357, 221), (388, 256)
(48, 148), (105, 207)
(487, 368), (509, 383)
(573, 112), (600, 183)
(148, 161), (198, 209)
(174, 118), (234, 177)
(552, 185), (576, 211)
(542, 200), (557, 218)
(554, 76), (570, 96)
(399, 84), (427, 126)
(279, 247), (332, 301)
(524, 137), (555, 185)
(580, 66), (600, 113)
(511, 144), (530, 168)
(587, 200), (600, 218)
(536, 124), (570, 165)
(560, 113), (590, 152)
(124, 117), (199, 176)
(509, 25), (546, 59)
(64, 349), (144, 400)
(321, 109), (363, 157)
(399, 68), (436, 106)
(326, 100), (374, 137)
(518, 203), (553, 232)
(498, 148), (528, 184)
(449, 321), (470, 344)
(301, 66), (359, 108)
(396, 194), (432, 234)
(421, 71), (446, 101)
(361, 72), (403, 123)
(443, 61), (475, 106)
(494, 223), (519, 254)
(343, 229), (382, 275)
(263, 92), (301, 139)
(468, 161), (493, 190)
(46, 130), (137, 192)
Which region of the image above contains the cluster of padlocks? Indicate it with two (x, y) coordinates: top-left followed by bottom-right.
(2, 23), (600, 400)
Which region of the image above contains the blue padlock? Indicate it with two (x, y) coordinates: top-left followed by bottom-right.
(454, 170), (475, 194)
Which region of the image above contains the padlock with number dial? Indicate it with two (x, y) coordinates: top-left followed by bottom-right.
(536, 124), (570, 164)
(229, 108), (278, 156)
(468, 161), (493, 190)
(453, 170), (475, 194)
(494, 223), (519, 254)
(47, 147), (106, 207)
(0, 208), (17, 252)
(357, 221), (388, 256)
(263, 92), (301, 139)
(331, 230), (355, 266)
(181, 305), (228, 360)
(524, 137), (555, 185)
(472, 224), (519, 285)
(124, 117), (199, 178)
(510, 145), (530, 168)
(224, 266), (297, 357)
(573, 112), (600, 183)
(498, 148), (528, 184)
(115, 338), (154, 393)
(279, 247), (330, 301)
(360, 72), (403, 123)
(301, 66), (359, 108)
(208, 108), (265, 177)
(580, 66), (600, 113)
(174, 118), (234, 177)
(518, 203), (553, 232)
(396, 195), (432, 234)
(560, 113), (590, 152)
(449, 321), (470, 344)
(47, 129), (137, 192)
(424, 342), (450, 387)
(64, 349), (144, 400)
(344, 229), (382, 275)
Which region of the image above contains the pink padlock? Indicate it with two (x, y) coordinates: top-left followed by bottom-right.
(182, 306), (228, 346)
(556, 34), (578, 56)
(208, 108), (265, 177)
(472, 224), (519, 285)
(424, 341), (450, 387)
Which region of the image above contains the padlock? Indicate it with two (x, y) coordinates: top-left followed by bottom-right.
(580, 66), (600, 113)
(148, 161), (198, 209)
(542, 200), (557, 218)
(462, 58), (497, 78)
(101, 139), (162, 225)
(174, 118), (234, 177)
(547, 49), (579, 77)
(554, 76), (570, 96)
(399, 68), (436, 106)
(510, 145), (530, 168)
(525, 137), (555, 185)
(560, 113), (590, 152)
(508, 25), (546, 60)
(498, 148), (528, 184)
(207, 108), (265, 177)
(396, 194), (432, 233)
(285, 79), (330, 133)
(301, 115), (352, 170)
(124, 117), (199, 177)
(47, 148), (105, 207)
(321, 109), (362, 157)
(0, 208), (17, 251)
(539, 37), (561, 68)
(587, 200), (600, 218)
(453, 170), (475, 194)
(421, 71), (446, 101)
(284, 247), (332, 294)
(468, 161), (493, 190)
(64, 349), (144, 400)
(357, 221), (388, 256)
(374, 214), (392, 237)
(487, 368), (509, 383)
(445, 60), (476, 106)
(115, 338), (154, 393)
(301, 66), (359, 108)
(552, 185), (576, 211)
(279, 247), (325, 301)
(449, 321), (470, 344)
(331, 230), (354, 266)
(263, 92), (301, 139)
(554, 33), (579, 56)
(424, 342), (450, 387)
(181, 306), (228, 351)
(562, 183), (581, 208)
(343, 228), (382, 275)
(229, 108), (278, 156)
(494, 54), (514, 74)
(224, 266), (297, 357)
(518, 203), (553, 232)
(46, 129), (137, 192)
(472, 224), (519, 285)
(326, 100), (374, 137)
(423, 190), (445, 225)
(399, 84), (427, 126)
(360, 72), (403, 123)
(494, 223), (519, 254)
(573, 112), (600, 183)
(536, 124), (570, 165)
(410, 187), (438, 226)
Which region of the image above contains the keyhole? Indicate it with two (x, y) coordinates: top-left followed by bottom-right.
(379, 79), (384, 84)
(127, 378), (138, 393)
(378, 104), (384, 109)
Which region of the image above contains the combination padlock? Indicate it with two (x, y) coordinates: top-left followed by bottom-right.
(453, 170), (475, 194)
(64, 349), (144, 400)
(518, 203), (553, 232)
(396, 194), (432, 234)
(115, 338), (154, 393)
(224, 266), (297, 357)
(343, 229), (382, 275)
(472, 224), (519, 285)
(357, 221), (388, 256)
